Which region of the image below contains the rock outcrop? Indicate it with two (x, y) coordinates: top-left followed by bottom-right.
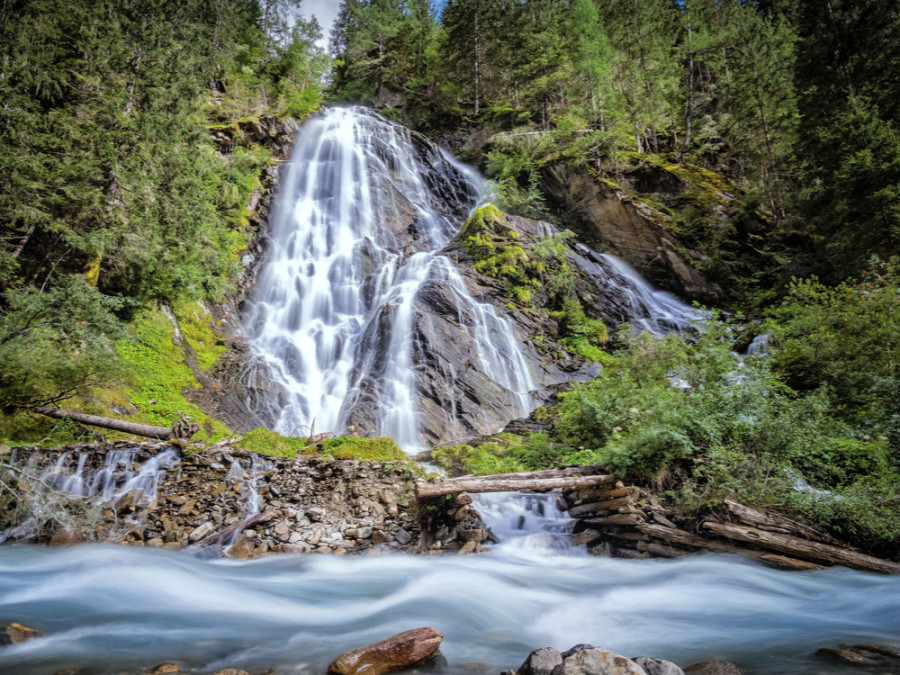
(540, 163), (722, 303)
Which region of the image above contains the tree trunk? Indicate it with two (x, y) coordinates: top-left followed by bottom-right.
(702, 521), (900, 574)
(473, 9), (481, 116)
(416, 474), (615, 499)
(32, 407), (198, 441)
(10, 223), (36, 260)
(681, 50), (694, 157)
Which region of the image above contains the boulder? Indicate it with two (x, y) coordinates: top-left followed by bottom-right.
(682, 661), (741, 675)
(0, 622), (41, 645)
(328, 627), (444, 675)
(631, 657), (684, 675)
(519, 648), (563, 675)
(551, 646), (647, 675)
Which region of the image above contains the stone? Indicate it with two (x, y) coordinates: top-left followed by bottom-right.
(0, 622), (41, 645)
(151, 665), (183, 675)
(346, 526), (374, 540)
(395, 528), (412, 545)
(551, 646), (646, 675)
(212, 670), (250, 675)
(327, 627), (444, 675)
(631, 658), (684, 675)
(49, 528), (84, 546)
(519, 647), (563, 675)
(147, 538), (165, 548)
(459, 528), (486, 542)
(816, 644), (900, 666)
(189, 521), (216, 542)
(682, 661), (742, 675)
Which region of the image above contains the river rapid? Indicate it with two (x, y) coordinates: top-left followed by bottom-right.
(2, 531), (900, 674)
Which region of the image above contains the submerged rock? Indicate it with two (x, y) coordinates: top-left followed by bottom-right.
(0, 622), (41, 645)
(815, 644), (900, 666)
(327, 627), (444, 675)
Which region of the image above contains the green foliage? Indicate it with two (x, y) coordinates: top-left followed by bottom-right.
(768, 260), (900, 426)
(551, 315), (900, 549)
(431, 443), (525, 476)
(552, 297), (609, 363)
(115, 307), (229, 442)
(485, 148), (548, 218)
(0, 277), (125, 411)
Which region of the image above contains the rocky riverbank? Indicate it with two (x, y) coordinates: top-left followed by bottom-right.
(0, 442), (493, 557)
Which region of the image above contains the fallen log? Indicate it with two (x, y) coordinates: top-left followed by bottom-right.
(636, 522), (737, 554)
(457, 465), (608, 481)
(702, 521), (900, 575)
(415, 474), (615, 499)
(568, 495), (636, 518)
(33, 406), (183, 440)
(723, 500), (846, 547)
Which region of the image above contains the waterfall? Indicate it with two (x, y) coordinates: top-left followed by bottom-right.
(473, 492), (580, 555)
(246, 107), (535, 451)
(570, 243), (704, 336)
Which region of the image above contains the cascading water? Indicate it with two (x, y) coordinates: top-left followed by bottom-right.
(246, 107), (535, 451)
(474, 492), (580, 555)
(570, 243), (704, 335)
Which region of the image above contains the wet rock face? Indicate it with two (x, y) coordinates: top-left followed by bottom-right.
(327, 627), (444, 675)
(539, 163), (721, 303)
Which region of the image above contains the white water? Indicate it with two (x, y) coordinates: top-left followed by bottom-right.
(246, 107), (535, 451)
(2, 545), (899, 675)
(571, 243), (704, 335)
(474, 491), (579, 555)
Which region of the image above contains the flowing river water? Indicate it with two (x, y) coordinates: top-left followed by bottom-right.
(3, 108), (900, 674)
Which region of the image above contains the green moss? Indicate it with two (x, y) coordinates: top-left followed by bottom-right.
(172, 300), (226, 370)
(431, 443), (526, 476)
(320, 436), (407, 462)
(238, 427), (307, 457)
(116, 307), (230, 442)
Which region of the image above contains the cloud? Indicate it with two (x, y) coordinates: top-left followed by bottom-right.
(301, 0), (342, 49)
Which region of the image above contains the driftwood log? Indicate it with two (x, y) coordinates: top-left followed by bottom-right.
(415, 473), (615, 499)
(702, 521), (900, 574)
(33, 406), (199, 441)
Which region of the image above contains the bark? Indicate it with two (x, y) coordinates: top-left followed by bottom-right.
(681, 50), (694, 157)
(702, 521), (900, 574)
(461, 465), (608, 481)
(10, 223), (36, 260)
(724, 500), (845, 547)
(415, 474), (615, 499)
(32, 407), (198, 440)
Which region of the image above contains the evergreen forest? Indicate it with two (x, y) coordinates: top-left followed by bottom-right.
(2, 0), (900, 555)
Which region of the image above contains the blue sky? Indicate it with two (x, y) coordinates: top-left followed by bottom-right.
(304, 0), (450, 48)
